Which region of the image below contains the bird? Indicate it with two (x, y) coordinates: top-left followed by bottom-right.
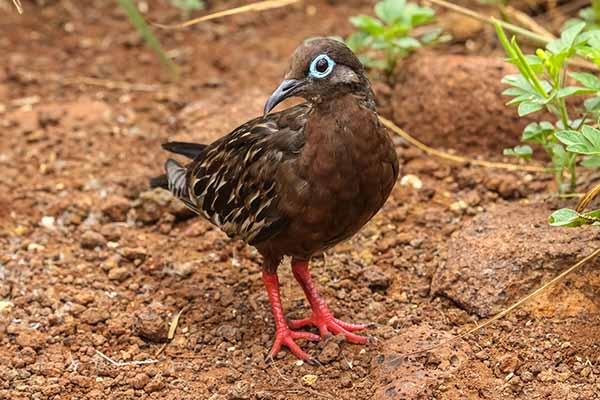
(150, 37), (399, 361)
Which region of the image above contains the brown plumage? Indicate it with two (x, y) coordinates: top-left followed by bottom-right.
(151, 37), (399, 361)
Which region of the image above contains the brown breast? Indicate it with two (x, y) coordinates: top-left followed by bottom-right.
(258, 94), (398, 263)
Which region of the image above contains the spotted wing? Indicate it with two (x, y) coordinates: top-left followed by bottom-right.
(175, 104), (309, 245)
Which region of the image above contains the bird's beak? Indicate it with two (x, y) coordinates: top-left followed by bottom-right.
(264, 79), (303, 115)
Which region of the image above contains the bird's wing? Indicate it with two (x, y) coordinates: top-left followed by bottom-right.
(165, 103), (310, 245)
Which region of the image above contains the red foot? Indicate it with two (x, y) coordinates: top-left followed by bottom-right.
(262, 271), (319, 361)
(288, 313), (368, 344)
(291, 259), (370, 344)
(269, 327), (320, 361)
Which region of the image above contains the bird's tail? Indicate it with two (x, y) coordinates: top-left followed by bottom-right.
(149, 141), (207, 190)
(161, 141), (207, 159)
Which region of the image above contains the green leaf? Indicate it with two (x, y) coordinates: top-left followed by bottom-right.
(393, 37), (421, 49)
(585, 96), (600, 112)
(556, 126), (600, 154)
(502, 74), (536, 93)
(346, 32), (372, 52)
(549, 208), (582, 226)
(375, 0), (407, 25)
(556, 86), (596, 98)
(522, 122), (554, 144)
(503, 145), (533, 160)
(570, 72), (600, 89)
(582, 155), (600, 168)
(547, 21), (586, 54)
(518, 101), (544, 116)
(549, 208), (600, 227)
(350, 15), (385, 35)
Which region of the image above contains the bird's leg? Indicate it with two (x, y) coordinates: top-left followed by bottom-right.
(289, 259), (369, 344)
(262, 271), (320, 361)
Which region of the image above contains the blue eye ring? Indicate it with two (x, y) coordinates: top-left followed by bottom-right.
(309, 54), (335, 79)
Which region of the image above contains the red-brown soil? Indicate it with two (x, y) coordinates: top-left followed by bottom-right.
(1, 1), (599, 399)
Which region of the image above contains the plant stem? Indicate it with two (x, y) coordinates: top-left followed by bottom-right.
(118, 0), (179, 80)
(569, 152), (578, 191)
(427, 0), (549, 44)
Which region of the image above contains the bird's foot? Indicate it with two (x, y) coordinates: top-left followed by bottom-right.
(268, 328), (320, 361)
(288, 309), (369, 344)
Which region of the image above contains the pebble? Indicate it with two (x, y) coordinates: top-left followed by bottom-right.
(80, 230), (107, 249)
(108, 267), (130, 282)
(121, 247), (147, 261)
(400, 174), (423, 190)
(144, 375), (165, 393)
(362, 268), (391, 291)
(101, 196), (130, 222)
(301, 374), (318, 386)
(134, 311), (168, 342)
(40, 216), (55, 229)
(498, 354), (520, 373)
(80, 308), (109, 325)
(318, 341), (340, 364)
(129, 372), (150, 390)
(16, 330), (47, 349)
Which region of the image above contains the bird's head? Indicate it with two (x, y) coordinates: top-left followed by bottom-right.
(264, 37), (372, 115)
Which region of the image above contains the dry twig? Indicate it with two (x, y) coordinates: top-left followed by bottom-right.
(154, 0), (301, 29)
(155, 305), (190, 357)
(379, 116), (547, 173)
(95, 350), (159, 367)
(12, 0), (23, 14)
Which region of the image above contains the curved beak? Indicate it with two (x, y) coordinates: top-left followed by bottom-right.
(264, 79), (303, 115)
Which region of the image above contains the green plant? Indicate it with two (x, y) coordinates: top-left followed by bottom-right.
(118, 0), (179, 79)
(495, 21), (600, 192)
(345, 0), (449, 77)
(564, 0), (600, 31)
(170, 0), (205, 19)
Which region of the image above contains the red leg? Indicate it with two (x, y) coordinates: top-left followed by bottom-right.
(262, 271), (320, 361)
(289, 259), (369, 344)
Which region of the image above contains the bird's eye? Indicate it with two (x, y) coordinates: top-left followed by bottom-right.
(309, 54), (335, 79)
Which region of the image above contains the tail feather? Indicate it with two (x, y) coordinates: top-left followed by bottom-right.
(162, 141), (207, 159)
(164, 159), (188, 199)
(149, 174), (168, 189)
(150, 141), (205, 190)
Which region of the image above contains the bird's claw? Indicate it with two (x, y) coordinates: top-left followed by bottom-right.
(288, 314), (369, 344)
(268, 328), (320, 361)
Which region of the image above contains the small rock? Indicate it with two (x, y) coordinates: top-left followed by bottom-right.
(100, 255), (121, 271)
(301, 374), (318, 386)
(15, 330), (47, 349)
(318, 340), (340, 364)
(362, 268), (391, 291)
(108, 267), (130, 282)
(0, 300), (13, 314)
(27, 243), (45, 252)
(169, 261), (195, 278)
(40, 216), (55, 229)
(129, 373), (150, 390)
(80, 231), (106, 249)
(144, 375), (165, 393)
(101, 196), (130, 222)
(498, 354), (520, 374)
(134, 311), (169, 343)
(400, 174), (423, 190)
(121, 247), (147, 262)
(581, 366), (592, 377)
(80, 308), (109, 325)
(216, 324), (238, 343)
(537, 369), (554, 382)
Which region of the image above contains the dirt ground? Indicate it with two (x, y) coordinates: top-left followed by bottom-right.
(1, 1), (600, 399)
